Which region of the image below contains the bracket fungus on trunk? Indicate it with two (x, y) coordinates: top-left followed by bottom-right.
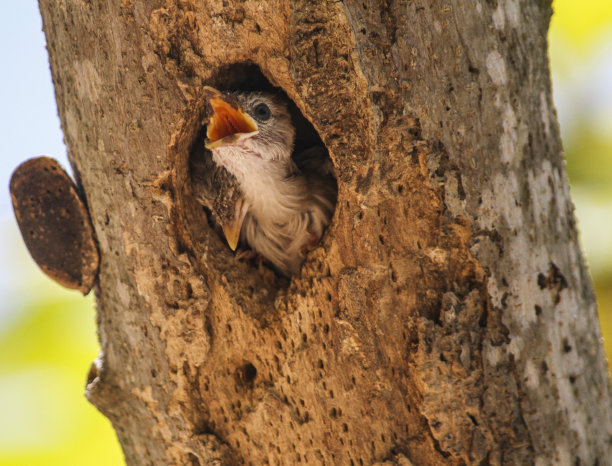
(10, 156), (99, 295)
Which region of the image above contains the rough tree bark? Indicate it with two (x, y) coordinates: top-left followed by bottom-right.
(38, 0), (612, 464)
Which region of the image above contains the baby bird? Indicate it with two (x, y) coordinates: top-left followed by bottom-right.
(194, 86), (336, 276)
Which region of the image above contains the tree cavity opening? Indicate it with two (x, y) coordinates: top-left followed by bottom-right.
(182, 63), (336, 288)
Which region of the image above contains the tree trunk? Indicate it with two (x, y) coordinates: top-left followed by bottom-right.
(39, 0), (612, 464)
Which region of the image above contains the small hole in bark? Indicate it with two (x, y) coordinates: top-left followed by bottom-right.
(535, 304), (542, 316)
(86, 362), (98, 385)
(187, 453), (200, 466)
(537, 273), (547, 289)
(236, 362), (257, 386)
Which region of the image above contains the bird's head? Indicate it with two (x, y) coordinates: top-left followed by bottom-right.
(203, 86), (295, 163)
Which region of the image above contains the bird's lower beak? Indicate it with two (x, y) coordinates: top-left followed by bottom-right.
(203, 86), (258, 150)
(222, 197), (249, 251)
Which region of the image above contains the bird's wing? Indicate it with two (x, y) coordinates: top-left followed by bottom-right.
(292, 145), (338, 243)
(190, 151), (243, 227)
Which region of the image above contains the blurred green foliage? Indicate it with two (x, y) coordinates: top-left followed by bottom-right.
(549, 0), (612, 367)
(0, 1), (610, 465)
(551, 0), (612, 49)
(0, 286), (124, 466)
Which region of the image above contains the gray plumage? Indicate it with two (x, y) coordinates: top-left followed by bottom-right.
(192, 89), (336, 276)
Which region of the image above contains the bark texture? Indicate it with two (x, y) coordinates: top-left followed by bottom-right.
(39, 0), (612, 464)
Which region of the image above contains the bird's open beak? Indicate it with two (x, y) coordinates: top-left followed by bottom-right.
(203, 86), (258, 150)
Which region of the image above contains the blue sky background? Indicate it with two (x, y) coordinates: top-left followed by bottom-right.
(0, 4), (123, 465)
(0, 2), (69, 326)
(0, 1), (611, 464)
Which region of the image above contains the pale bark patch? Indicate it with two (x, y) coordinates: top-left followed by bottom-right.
(504, 0), (521, 28)
(486, 50), (508, 87)
(492, 5), (505, 30)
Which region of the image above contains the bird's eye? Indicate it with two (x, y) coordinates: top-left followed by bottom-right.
(253, 103), (271, 121)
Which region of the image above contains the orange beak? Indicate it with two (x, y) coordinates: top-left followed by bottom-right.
(203, 86), (258, 149)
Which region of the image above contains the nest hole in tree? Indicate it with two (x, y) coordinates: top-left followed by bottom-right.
(172, 63), (336, 312)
